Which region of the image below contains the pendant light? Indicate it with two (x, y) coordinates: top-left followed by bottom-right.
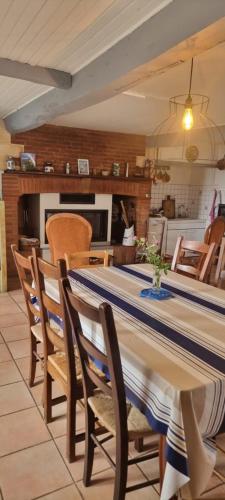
(182, 58), (194, 130)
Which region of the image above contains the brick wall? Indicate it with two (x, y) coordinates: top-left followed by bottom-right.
(12, 124), (145, 175)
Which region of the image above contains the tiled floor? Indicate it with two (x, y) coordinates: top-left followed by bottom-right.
(0, 289), (225, 500)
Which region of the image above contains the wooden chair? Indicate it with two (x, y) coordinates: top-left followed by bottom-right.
(46, 213), (92, 264)
(33, 250), (105, 462)
(11, 244), (43, 386)
(204, 216), (225, 246)
(62, 278), (159, 499)
(214, 237), (225, 287)
(65, 250), (109, 270)
(32, 249), (86, 462)
(171, 236), (216, 283)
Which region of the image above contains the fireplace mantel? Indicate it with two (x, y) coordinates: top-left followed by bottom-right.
(3, 171), (151, 282)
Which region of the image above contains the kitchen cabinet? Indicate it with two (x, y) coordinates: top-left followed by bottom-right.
(166, 219), (206, 254)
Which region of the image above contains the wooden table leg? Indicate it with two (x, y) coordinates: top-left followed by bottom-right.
(159, 435), (166, 492)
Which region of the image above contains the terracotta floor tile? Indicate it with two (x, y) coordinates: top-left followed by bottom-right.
(0, 381), (34, 416)
(18, 303), (28, 315)
(77, 465), (159, 499)
(11, 294), (25, 305)
(0, 360), (22, 386)
(0, 302), (21, 316)
(0, 407), (51, 456)
(16, 355), (43, 380)
(1, 323), (29, 342)
(55, 434), (115, 482)
(7, 338), (43, 359)
(37, 485), (82, 500)
(0, 344), (12, 362)
(9, 289), (23, 298)
(38, 400), (85, 438)
(0, 296), (17, 306)
(0, 441), (72, 500)
(0, 312), (28, 328)
(29, 378), (61, 407)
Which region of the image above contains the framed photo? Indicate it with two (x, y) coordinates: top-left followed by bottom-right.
(78, 159), (89, 175)
(20, 153), (36, 171)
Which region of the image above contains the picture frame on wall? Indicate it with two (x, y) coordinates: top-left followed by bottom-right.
(77, 159), (89, 175)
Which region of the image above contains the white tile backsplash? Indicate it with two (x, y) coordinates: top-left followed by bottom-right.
(151, 183), (225, 220)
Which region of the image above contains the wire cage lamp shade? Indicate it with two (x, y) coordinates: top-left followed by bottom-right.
(150, 59), (225, 167)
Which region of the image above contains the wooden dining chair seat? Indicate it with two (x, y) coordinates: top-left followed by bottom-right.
(30, 323), (43, 342)
(46, 213), (92, 264)
(88, 391), (154, 440)
(171, 237), (216, 282)
(11, 244), (43, 386)
(62, 279), (159, 499)
(65, 250), (109, 270)
(48, 351), (82, 388)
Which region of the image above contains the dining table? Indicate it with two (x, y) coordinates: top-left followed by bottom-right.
(45, 263), (225, 499)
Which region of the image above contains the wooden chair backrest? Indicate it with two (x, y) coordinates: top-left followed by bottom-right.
(204, 216), (225, 246)
(32, 248), (67, 353)
(65, 250), (109, 270)
(46, 213), (92, 264)
(61, 278), (128, 441)
(11, 244), (41, 328)
(171, 236), (216, 282)
(214, 237), (225, 287)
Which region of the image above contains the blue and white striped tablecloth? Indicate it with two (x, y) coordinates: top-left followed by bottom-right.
(46, 263), (225, 499)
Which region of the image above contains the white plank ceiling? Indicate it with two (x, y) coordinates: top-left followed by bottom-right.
(0, 0), (172, 119)
(52, 40), (225, 134)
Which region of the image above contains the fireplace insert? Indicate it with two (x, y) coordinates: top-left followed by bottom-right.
(45, 209), (108, 244)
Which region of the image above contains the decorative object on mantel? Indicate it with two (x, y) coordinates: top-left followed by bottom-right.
(150, 57), (225, 168)
(65, 162), (71, 174)
(136, 238), (171, 299)
(44, 162), (54, 173)
(6, 155), (16, 171)
(20, 153), (36, 171)
(134, 156), (145, 177)
(77, 158), (89, 175)
(112, 162), (120, 176)
(101, 170), (110, 177)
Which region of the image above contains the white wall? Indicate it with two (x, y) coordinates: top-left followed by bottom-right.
(0, 121), (24, 199)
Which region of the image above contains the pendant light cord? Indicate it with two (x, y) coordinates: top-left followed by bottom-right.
(188, 58), (194, 96)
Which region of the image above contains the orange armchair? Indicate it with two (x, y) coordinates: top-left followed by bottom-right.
(46, 213), (92, 264)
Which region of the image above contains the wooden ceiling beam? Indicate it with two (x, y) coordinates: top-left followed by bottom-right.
(0, 58), (72, 89)
(4, 0), (225, 134)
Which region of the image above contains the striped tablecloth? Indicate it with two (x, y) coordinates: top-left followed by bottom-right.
(46, 264), (225, 499)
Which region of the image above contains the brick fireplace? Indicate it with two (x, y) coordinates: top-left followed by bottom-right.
(3, 172), (151, 284)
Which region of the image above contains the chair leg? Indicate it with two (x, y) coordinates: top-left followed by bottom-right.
(66, 393), (76, 463)
(83, 405), (95, 486)
(134, 437), (144, 452)
(44, 370), (52, 423)
(113, 434), (128, 500)
(29, 333), (37, 387)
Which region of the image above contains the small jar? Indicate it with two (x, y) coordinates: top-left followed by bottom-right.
(65, 162), (71, 174)
(112, 162), (120, 176)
